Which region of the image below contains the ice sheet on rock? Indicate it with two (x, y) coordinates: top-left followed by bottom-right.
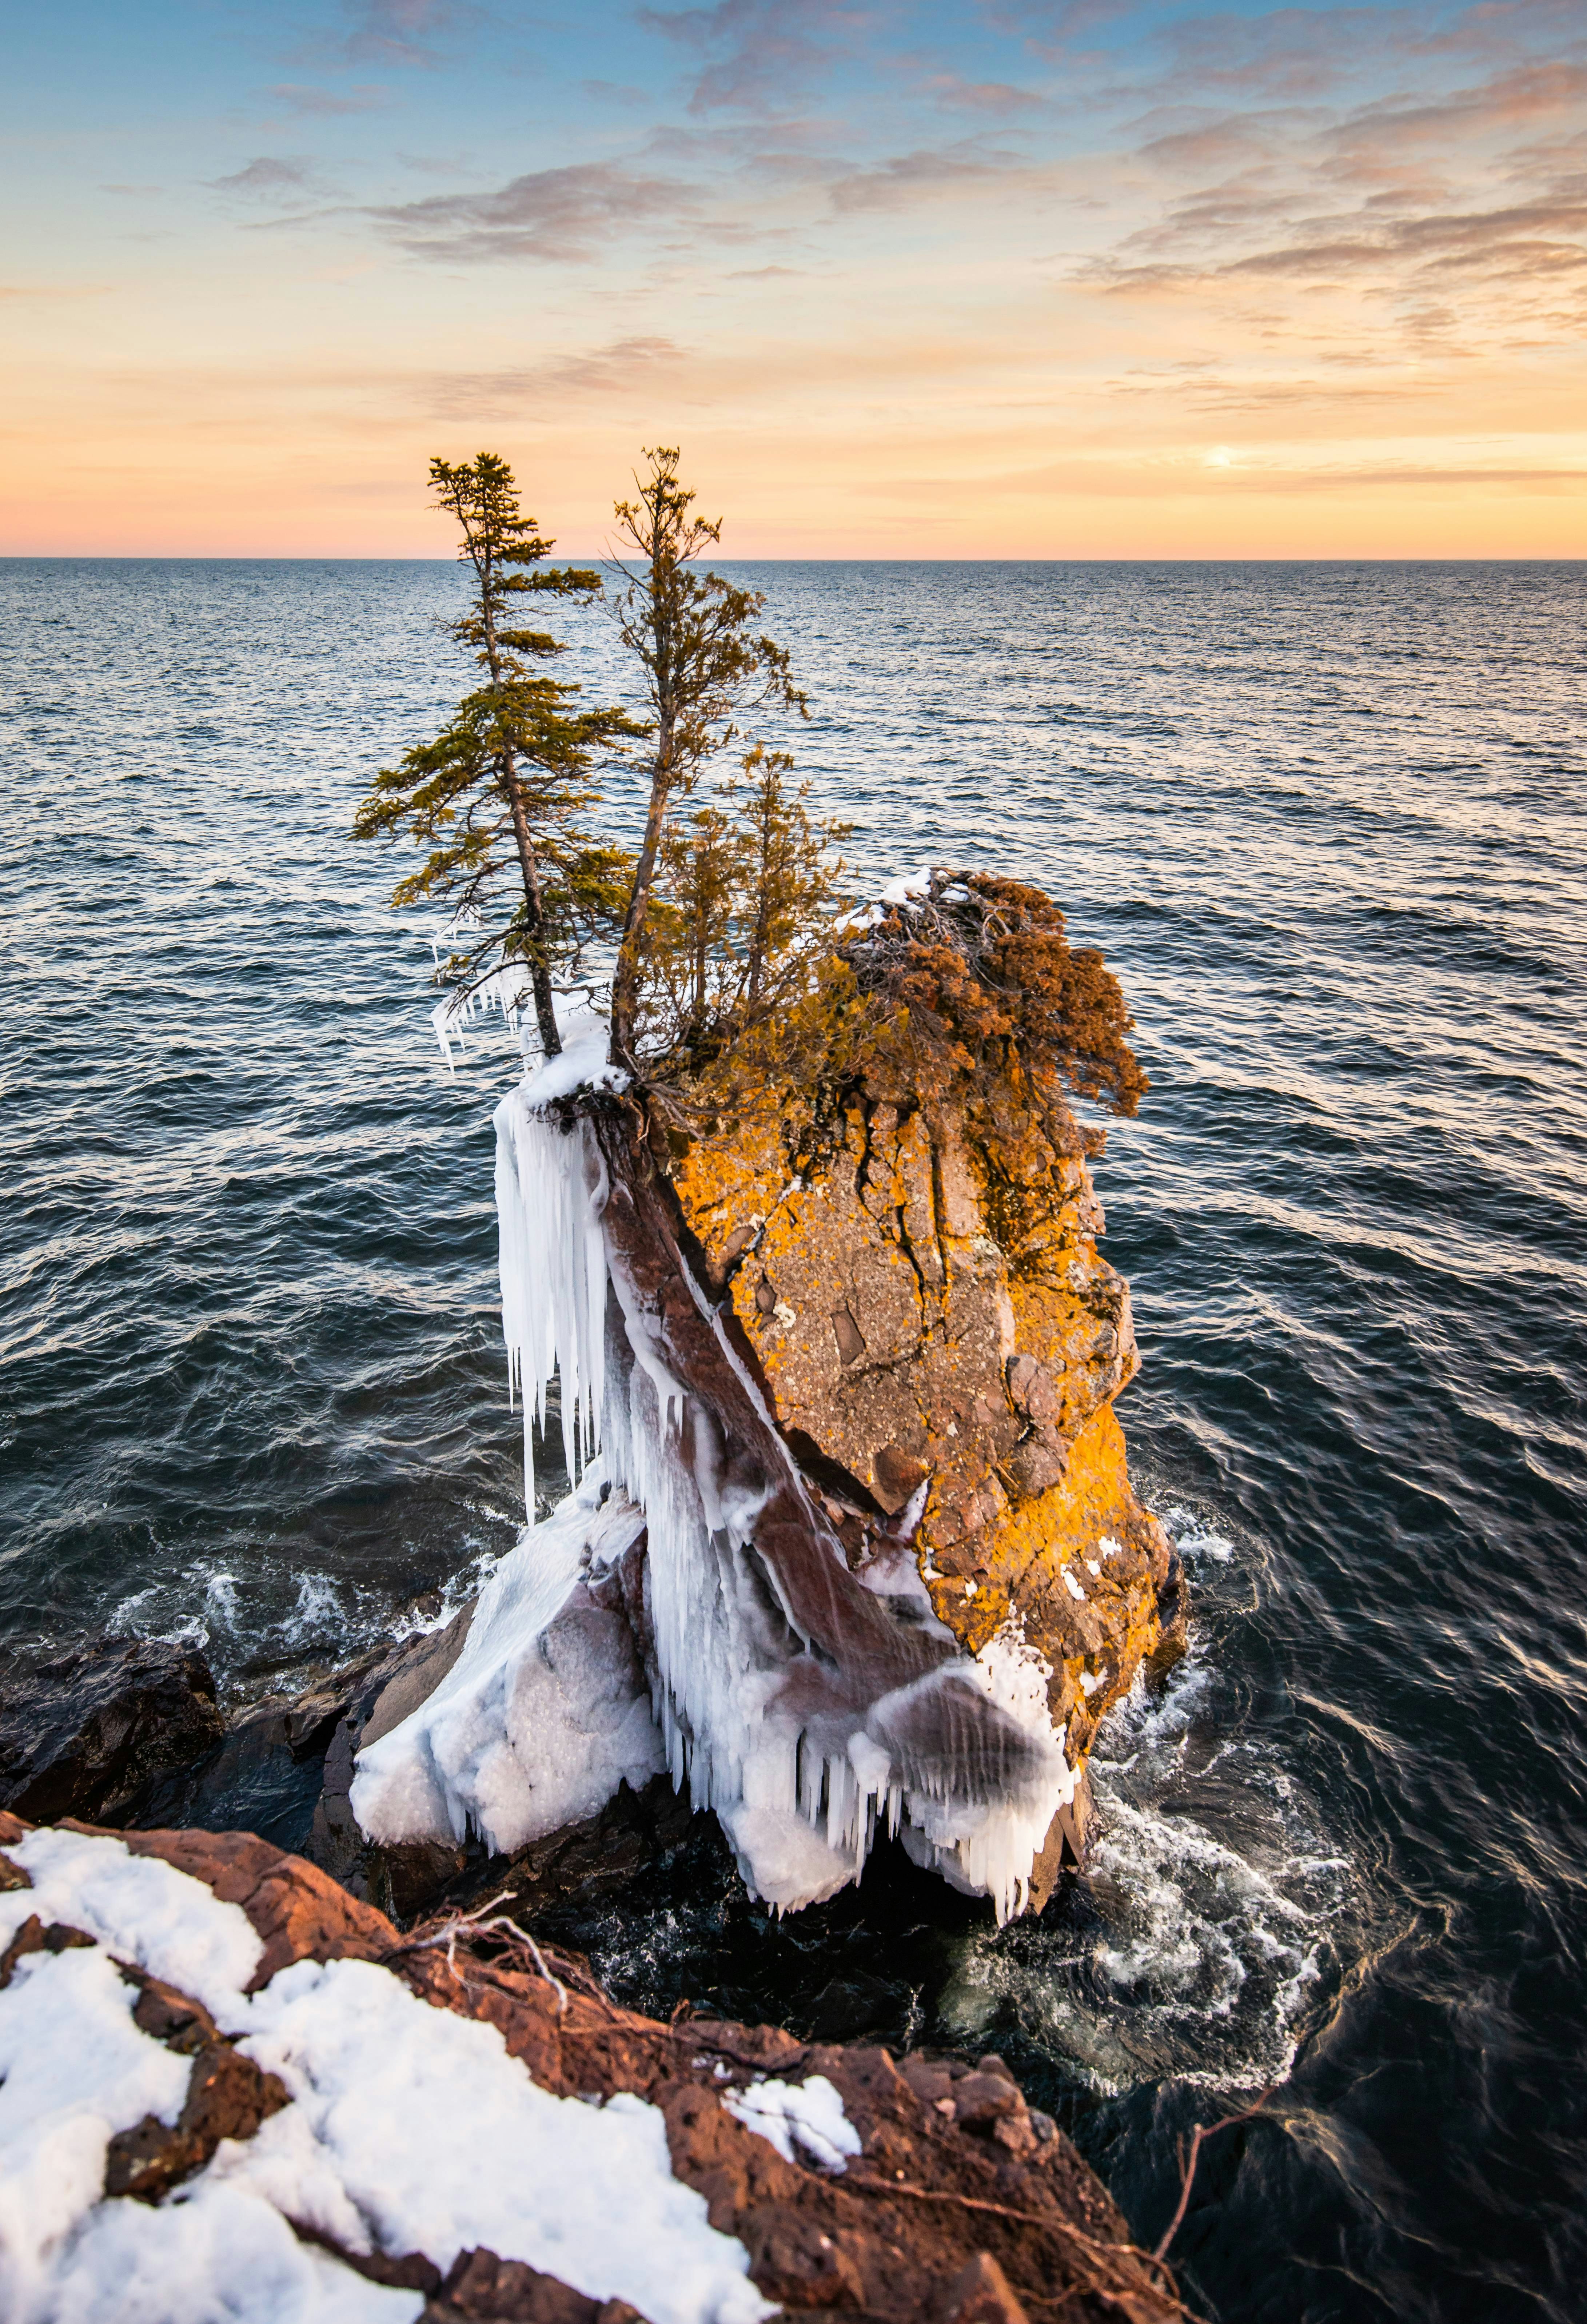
(0, 1825), (769, 2324)
(722, 2077), (862, 2174)
(350, 1477), (665, 1856)
(477, 1014), (1082, 1924)
(890, 1617), (1077, 1917)
(599, 1247), (1072, 1924)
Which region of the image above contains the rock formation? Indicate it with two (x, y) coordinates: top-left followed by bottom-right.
(0, 1638), (225, 1826)
(346, 876), (1179, 1928)
(0, 1810), (1180, 2323)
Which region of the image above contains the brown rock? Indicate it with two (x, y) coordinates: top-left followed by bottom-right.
(933, 2252), (1030, 2324)
(104, 1823), (398, 1987)
(0, 1639), (224, 1825)
(424, 2248), (647, 2322)
(0, 1913), (45, 1988)
(104, 2040), (290, 2201)
(667, 1047), (1183, 1883)
(3, 1816), (1180, 2324)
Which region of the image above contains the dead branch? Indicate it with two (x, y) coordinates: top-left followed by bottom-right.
(1152, 2087), (1276, 2264)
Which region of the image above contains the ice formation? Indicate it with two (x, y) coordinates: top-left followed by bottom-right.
(494, 1009), (622, 1503)
(0, 1825), (769, 2324)
(354, 1006), (1080, 1922)
(350, 1480), (665, 1856)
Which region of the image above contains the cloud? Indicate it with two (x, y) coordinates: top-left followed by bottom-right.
(1087, 194), (1587, 296)
(290, 0), (480, 71)
(371, 162), (700, 261)
(983, 0), (1137, 59)
(1075, 49), (1587, 358)
(639, 0), (860, 115)
(924, 73), (1047, 115)
(267, 82), (388, 115)
(431, 337), (686, 415)
(829, 143), (1022, 211)
(209, 156), (327, 203)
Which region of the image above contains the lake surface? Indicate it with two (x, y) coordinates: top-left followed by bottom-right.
(2, 556), (1583, 2322)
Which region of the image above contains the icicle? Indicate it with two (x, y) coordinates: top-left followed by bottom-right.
(490, 1004), (621, 1507)
(433, 960), (537, 1069)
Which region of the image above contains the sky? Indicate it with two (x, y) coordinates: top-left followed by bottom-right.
(3, 0), (1584, 555)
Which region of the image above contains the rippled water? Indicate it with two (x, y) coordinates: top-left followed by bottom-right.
(3, 558), (1584, 2323)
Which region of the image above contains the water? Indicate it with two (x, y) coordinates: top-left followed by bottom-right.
(3, 557), (1584, 2321)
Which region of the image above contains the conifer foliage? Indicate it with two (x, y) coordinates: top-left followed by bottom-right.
(353, 454), (639, 1057)
(643, 744), (852, 1076)
(605, 448), (810, 1071)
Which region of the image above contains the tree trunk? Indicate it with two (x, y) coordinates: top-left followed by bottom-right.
(503, 753), (562, 1058)
(609, 715), (673, 1070)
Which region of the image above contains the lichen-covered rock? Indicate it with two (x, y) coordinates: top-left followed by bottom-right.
(669, 1068), (1172, 1863)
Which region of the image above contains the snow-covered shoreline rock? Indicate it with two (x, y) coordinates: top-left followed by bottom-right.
(0, 1810), (1178, 2324)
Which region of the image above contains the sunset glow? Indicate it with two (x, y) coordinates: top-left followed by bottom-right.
(4, 0), (1584, 556)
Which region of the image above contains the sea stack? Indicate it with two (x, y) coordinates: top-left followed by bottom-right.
(350, 873), (1178, 1923)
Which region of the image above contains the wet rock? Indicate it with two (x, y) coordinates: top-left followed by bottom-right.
(301, 1630), (482, 1916)
(124, 1646), (393, 1855)
(0, 1638), (224, 1825)
(443, 1777), (695, 1928)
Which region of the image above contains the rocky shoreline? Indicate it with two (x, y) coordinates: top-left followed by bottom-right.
(0, 877), (1192, 2313)
(1, 1803), (1181, 2321)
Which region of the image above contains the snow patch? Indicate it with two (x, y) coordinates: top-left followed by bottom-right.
(722, 2077), (861, 2174)
(0, 1826), (770, 2324)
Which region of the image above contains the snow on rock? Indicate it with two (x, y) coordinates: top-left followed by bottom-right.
(0, 1825), (769, 2324)
(0, 1946), (192, 2300)
(722, 2077), (861, 2174)
(34, 2181), (410, 2324)
(3, 1825), (263, 2020)
(225, 1958), (769, 2324)
(349, 1478), (665, 1857)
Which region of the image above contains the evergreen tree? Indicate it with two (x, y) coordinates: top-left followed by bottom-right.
(634, 745), (851, 1078)
(354, 454), (639, 1057)
(605, 447), (806, 1071)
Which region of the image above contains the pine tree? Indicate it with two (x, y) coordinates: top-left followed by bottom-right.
(354, 454), (639, 1057)
(633, 745), (851, 1078)
(605, 447), (806, 1071)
